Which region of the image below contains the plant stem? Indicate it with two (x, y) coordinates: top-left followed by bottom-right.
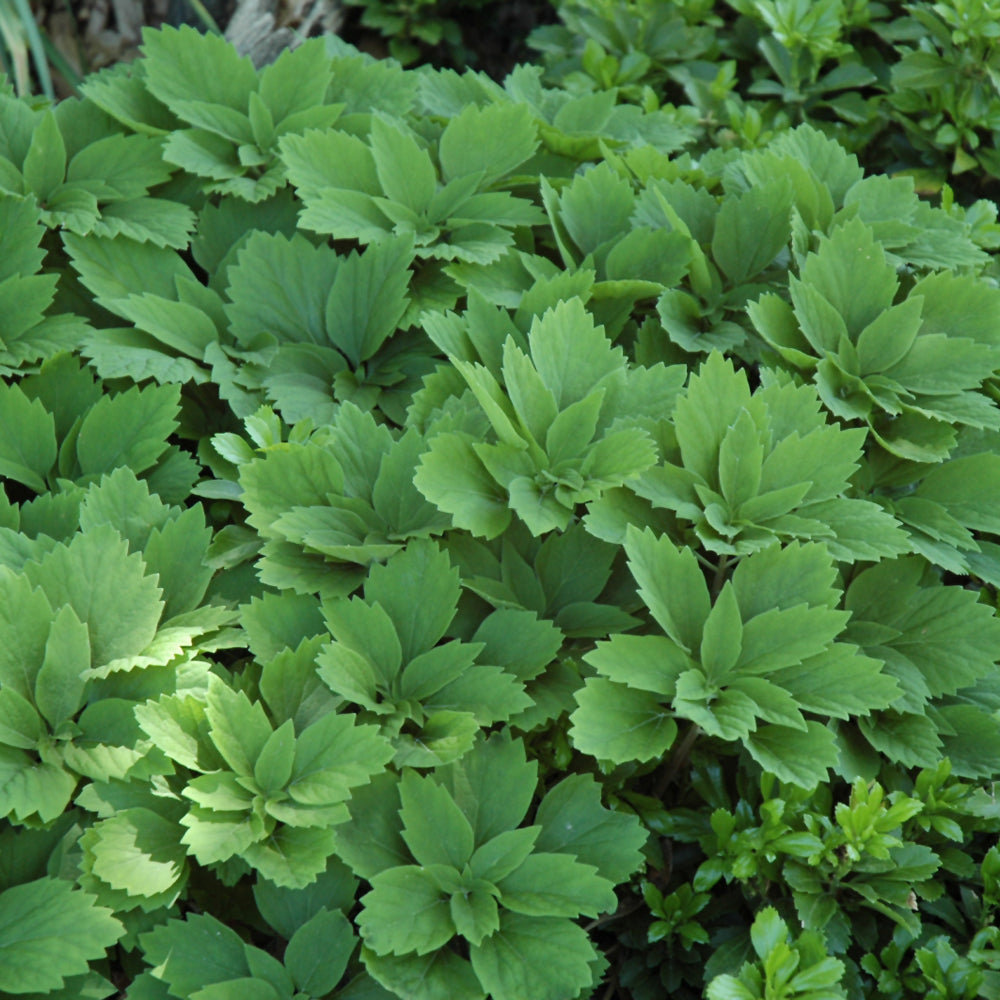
(710, 554), (730, 599)
(653, 722), (701, 800)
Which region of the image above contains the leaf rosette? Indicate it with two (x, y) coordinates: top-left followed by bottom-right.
(336, 731), (646, 1000)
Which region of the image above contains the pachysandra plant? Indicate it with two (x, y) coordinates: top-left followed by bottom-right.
(336, 731), (647, 1000)
(415, 296), (685, 537)
(570, 525), (901, 787)
(315, 539), (556, 765)
(3, 17), (1000, 999)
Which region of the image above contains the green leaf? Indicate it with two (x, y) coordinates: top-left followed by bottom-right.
(144, 506), (214, 619)
(0, 383), (57, 492)
(570, 677), (677, 763)
(439, 103), (536, 188)
(732, 540), (840, 620)
(436, 731), (537, 843)
(33, 603), (89, 728)
(288, 711), (393, 807)
(0, 748), (78, 823)
(205, 675), (273, 779)
(360, 865), (456, 956)
(362, 946), (483, 1000)
(583, 633), (691, 696)
(700, 582), (743, 682)
(745, 722), (839, 788)
(399, 770), (475, 869)
(364, 540), (460, 661)
(335, 772), (409, 880)
(673, 351), (752, 485)
(23, 525), (163, 666)
(470, 913), (597, 1000)
(243, 826), (341, 889)
(846, 557), (1000, 698)
(450, 881), (500, 946)
(534, 773), (647, 884)
(0, 878), (122, 993)
(624, 526), (710, 653)
(253, 719), (296, 796)
(225, 230), (336, 347)
(240, 442), (344, 534)
(87, 807), (187, 901)
(253, 856), (357, 940)
(799, 217), (897, 336)
(0, 572), (53, 701)
(259, 37), (334, 124)
(140, 913), (252, 996)
(326, 235), (413, 367)
(718, 410), (764, 510)
(469, 827), (540, 884)
(557, 162), (634, 258)
(497, 852), (615, 917)
(0, 688), (44, 749)
(370, 115), (437, 214)
(285, 908), (356, 995)
(415, 433), (511, 538)
(141, 25), (258, 123)
(712, 180), (793, 284)
(75, 383), (179, 478)
(22, 111), (66, 200)
(529, 298), (623, 409)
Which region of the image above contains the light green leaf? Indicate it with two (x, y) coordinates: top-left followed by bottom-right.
(140, 913), (251, 995)
(712, 180), (792, 284)
(242, 826), (340, 889)
(731, 540), (840, 619)
(88, 807), (186, 900)
(142, 25), (257, 120)
(0, 688), (45, 749)
(718, 410), (764, 510)
(288, 711), (393, 806)
(583, 633), (691, 696)
(439, 103), (537, 187)
(370, 116), (436, 214)
(529, 298), (623, 409)
(799, 217), (897, 336)
(22, 111), (66, 200)
(0, 748), (78, 823)
(469, 826), (540, 884)
(700, 582), (743, 682)
(436, 731), (537, 843)
(205, 675), (273, 779)
(326, 235), (413, 366)
(673, 352), (752, 485)
(34, 603), (89, 729)
(23, 525), (163, 666)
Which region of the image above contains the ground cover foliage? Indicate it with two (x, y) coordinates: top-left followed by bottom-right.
(4, 5), (1000, 999)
